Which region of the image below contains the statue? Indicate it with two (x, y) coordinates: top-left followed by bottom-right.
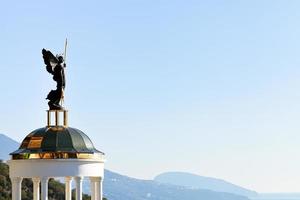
(42, 41), (67, 110)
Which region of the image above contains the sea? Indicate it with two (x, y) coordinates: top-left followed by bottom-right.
(251, 199), (300, 200)
(250, 194), (300, 200)
(252, 199), (300, 200)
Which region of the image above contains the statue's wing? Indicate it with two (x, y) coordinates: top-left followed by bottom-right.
(42, 49), (58, 74)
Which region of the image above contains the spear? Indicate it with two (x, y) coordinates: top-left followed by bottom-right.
(64, 38), (68, 65)
(61, 38), (67, 106)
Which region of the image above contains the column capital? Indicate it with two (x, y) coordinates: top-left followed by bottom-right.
(11, 177), (23, 183)
(89, 176), (102, 182)
(74, 176), (83, 182)
(32, 177), (40, 183)
(65, 176), (73, 182)
(40, 177), (49, 182)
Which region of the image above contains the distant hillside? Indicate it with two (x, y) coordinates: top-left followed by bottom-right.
(0, 134), (19, 161)
(103, 170), (249, 200)
(155, 172), (257, 198)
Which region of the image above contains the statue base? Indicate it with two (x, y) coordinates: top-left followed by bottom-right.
(47, 110), (68, 127)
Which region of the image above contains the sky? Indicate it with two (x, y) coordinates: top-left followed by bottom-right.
(1, 0), (300, 193)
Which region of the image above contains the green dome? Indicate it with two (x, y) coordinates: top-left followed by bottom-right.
(10, 126), (104, 159)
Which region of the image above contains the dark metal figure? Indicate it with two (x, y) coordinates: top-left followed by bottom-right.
(42, 49), (66, 110)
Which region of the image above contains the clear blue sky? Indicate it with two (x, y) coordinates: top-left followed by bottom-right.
(1, 0), (300, 192)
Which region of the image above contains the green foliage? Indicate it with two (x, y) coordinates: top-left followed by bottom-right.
(21, 178), (33, 200)
(0, 162), (108, 200)
(48, 178), (65, 200)
(0, 162), (11, 200)
(71, 189), (90, 200)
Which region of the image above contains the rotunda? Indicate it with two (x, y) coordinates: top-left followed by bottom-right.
(8, 110), (105, 200)
(8, 46), (105, 200)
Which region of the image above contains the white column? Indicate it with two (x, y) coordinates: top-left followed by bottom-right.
(89, 177), (97, 200)
(95, 177), (103, 200)
(41, 177), (49, 200)
(32, 177), (40, 200)
(65, 177), (73, 200)
(11, 177), (22, 200)
(74, 176), (83, 200)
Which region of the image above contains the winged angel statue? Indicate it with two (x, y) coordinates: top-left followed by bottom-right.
(42, 48), (66, 110)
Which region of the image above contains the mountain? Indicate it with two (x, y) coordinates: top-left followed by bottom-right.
(155, 172), (257, 198)
(0, 134), (19, 161)
(103, 170), (249, 200)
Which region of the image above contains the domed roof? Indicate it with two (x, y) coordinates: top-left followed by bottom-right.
(10, 126), (104, 160)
